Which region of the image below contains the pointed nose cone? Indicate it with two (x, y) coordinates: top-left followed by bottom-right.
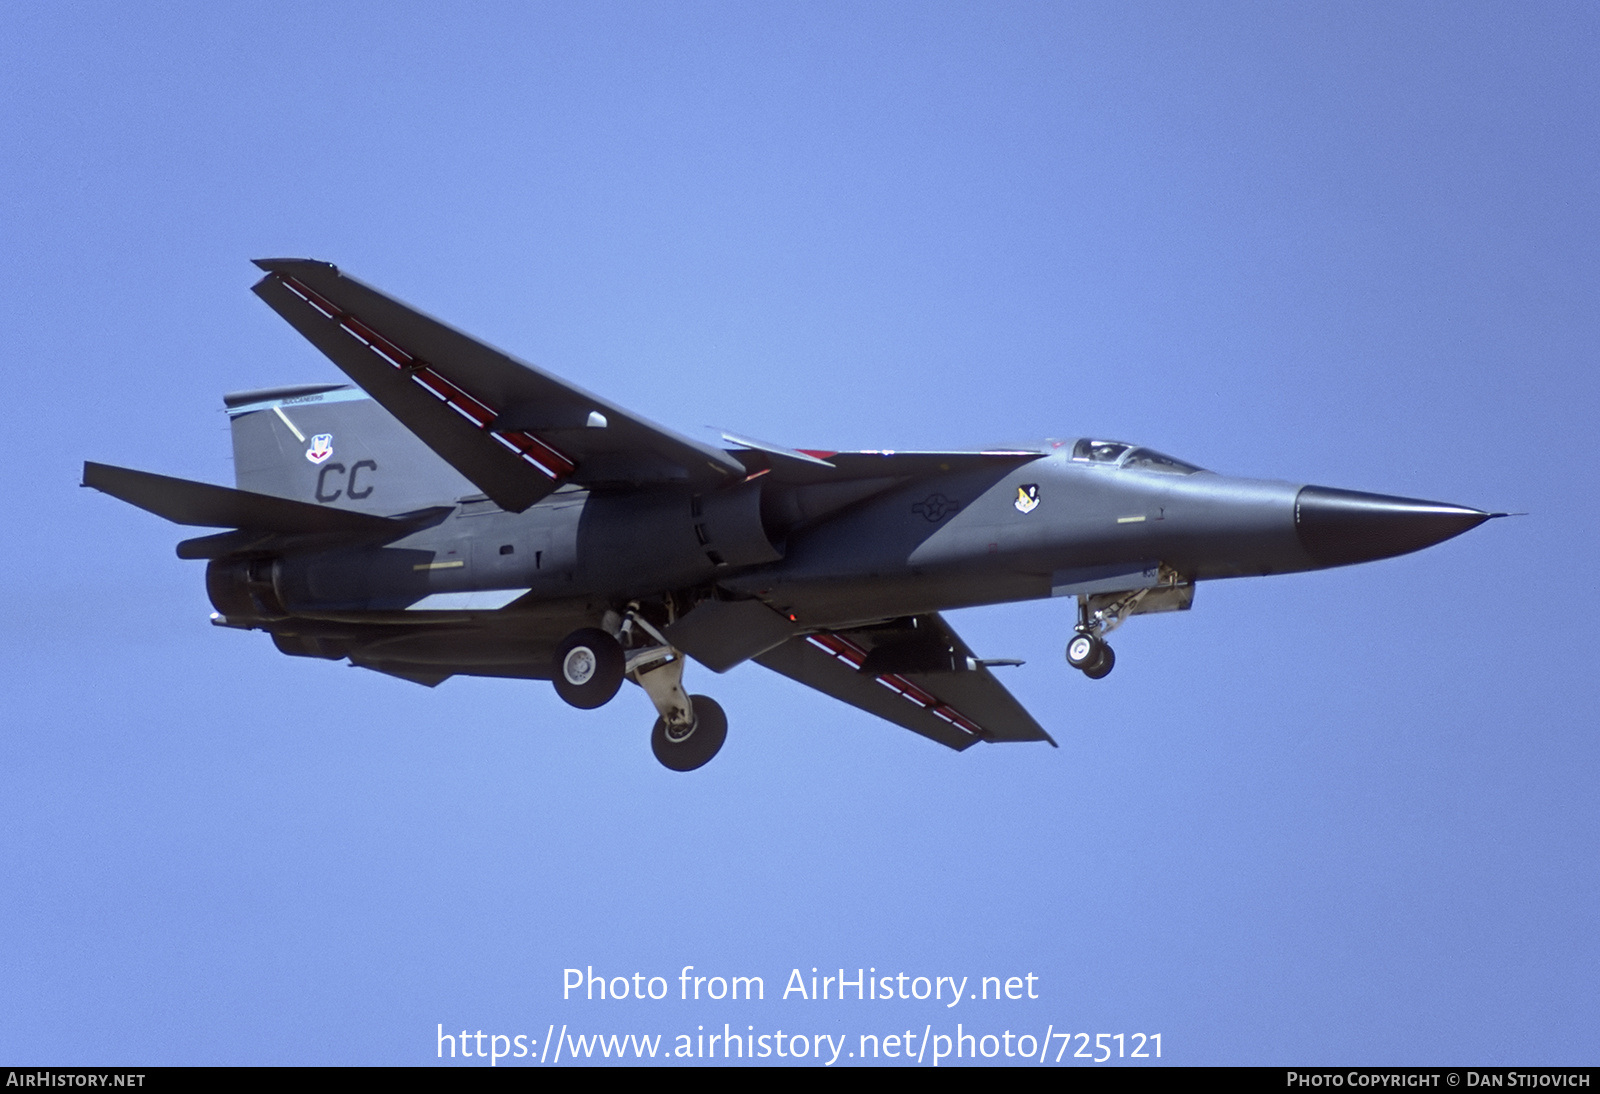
(1294, 486), (1491, 568)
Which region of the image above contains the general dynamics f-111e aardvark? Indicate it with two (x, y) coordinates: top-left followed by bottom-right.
(83, 260), (1503, 771)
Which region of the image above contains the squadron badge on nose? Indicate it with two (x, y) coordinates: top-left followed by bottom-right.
(1014, 484), (1041, 514)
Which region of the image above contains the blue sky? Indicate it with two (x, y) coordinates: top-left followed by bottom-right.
(2, 1), (1596, 1066)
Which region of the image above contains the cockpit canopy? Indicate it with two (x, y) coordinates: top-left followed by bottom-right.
(1071, 438), (1205, 475)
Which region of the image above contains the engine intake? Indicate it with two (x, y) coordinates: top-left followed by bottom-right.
(691, 482), (784, 568)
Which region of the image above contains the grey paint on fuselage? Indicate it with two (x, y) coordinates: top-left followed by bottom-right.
(720, 455), (1312, 626)
(225, 379), (1319, 632)
(265, 451), (1313, 629)
(240, 420), (1485, 661)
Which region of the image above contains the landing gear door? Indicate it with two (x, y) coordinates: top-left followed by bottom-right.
(1086, 582), (1194, 618)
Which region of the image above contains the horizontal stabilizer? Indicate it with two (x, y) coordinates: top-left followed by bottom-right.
(83, 461), (406, 535)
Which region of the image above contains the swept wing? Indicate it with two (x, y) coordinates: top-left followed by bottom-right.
(250, 259), (748, 512)
(754, 614), (1054, 751)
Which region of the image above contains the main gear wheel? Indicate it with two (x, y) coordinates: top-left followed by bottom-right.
(650, 695), (728, 772)
(552, 628), (625, 709)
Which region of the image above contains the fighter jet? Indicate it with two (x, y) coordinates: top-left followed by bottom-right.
(83, 259), (1500, 771)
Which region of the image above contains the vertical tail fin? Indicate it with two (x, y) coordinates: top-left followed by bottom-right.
(225, 383), (477, 515)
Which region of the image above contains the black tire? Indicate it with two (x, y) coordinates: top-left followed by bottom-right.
(552, 628), (625, 709)
(650, 695), (728, 772)
(1065, 631), (1103, 669)
(1083, 644), (1116, 680)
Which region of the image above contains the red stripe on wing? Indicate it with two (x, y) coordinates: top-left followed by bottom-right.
(805, 632), (984, 739)
(275, 274), (574, 483)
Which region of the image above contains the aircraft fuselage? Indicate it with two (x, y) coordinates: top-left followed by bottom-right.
(89, 258), (1496, 770)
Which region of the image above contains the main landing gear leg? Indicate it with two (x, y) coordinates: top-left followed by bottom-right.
(622, 610), (728, 772)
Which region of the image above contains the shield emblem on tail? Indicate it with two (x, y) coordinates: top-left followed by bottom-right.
(306, 434), (334, 464)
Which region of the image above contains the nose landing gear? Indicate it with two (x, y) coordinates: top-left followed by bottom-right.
(1065, 628), (1116, 679)
(1082, 643), (1115, 679)
(1065, 631), (1103, 669)
(1065, 590), (1142, 681)
(1063, 566), (1194, 681)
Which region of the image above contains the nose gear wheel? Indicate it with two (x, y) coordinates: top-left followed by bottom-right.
(1082, 643), (1115, 679)
(1065, 631), (1103, 669)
